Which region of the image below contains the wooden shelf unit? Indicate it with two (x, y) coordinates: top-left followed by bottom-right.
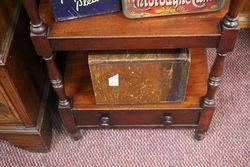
(65, 49), (208, 111)
(20, 0), (246, 141)
(64, 49), (208, 128)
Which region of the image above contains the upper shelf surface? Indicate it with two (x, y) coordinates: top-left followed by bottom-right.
(39, 0), (229, 39)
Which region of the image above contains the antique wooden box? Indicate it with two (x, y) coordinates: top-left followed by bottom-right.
(122, 0), (225, 19)
(50, 0), (121, 21)
(88, 49), (190, 105)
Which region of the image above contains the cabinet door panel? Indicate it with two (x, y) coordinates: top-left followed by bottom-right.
(0, 85), (21, 125)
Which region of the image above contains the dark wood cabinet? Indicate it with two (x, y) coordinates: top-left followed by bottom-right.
(19, 0), (245, 143)
(0, 1), (51, 152)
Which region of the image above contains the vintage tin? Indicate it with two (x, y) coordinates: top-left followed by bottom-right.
(122, 0), (226, 19)
(50, 0), (121, 22)
(88, 49), (190, 105)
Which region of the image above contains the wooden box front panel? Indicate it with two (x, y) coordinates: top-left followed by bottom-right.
(89, 49), (190, 105)
(0, 85), (21, 125)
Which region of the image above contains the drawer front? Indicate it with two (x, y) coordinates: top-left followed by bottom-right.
(75, 110), (199, 127)
(0, 86), (21, 125)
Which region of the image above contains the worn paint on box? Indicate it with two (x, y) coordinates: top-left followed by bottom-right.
(122, 0), (225, 19)
(50, 0), (121, 21)
(89, 49), (190, 105)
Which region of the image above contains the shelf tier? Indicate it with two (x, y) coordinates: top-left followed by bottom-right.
(64, 48), (208, 112)
(39, 0), (229, 50)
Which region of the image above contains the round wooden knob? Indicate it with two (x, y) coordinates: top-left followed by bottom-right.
(100, 116), (110, 127)
(163, 115), (172, 125)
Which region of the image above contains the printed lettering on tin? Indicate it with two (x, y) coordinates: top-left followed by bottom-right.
(134, 0), (215, 8)
(59, 0), (100, 11)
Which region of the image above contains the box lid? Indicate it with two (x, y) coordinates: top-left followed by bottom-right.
(89, 49), (190, 64)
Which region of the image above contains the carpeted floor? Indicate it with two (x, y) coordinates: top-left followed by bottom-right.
(0, 30), (249, 167)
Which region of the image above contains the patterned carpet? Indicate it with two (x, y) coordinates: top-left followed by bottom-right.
(0, 30), (249, 167)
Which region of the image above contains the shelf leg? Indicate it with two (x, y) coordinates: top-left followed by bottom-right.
(195, 53), (225, 140)
(195, 0), (245, 140)
(20, 0), (81, 140)
(43, 55), (81, 141)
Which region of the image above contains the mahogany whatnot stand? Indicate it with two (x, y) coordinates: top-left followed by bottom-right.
(20, 0), (245, 141)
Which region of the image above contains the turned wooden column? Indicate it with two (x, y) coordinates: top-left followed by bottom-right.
(195, 0), (246, 140)
(20, 0), (81, 140)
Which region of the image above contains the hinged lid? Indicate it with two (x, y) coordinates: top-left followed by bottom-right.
(89, 49), (189, 64)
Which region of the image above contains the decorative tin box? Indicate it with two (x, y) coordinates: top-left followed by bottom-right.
(88, 49), (190, 105)
(122, 0), (225, 19)
(50, 0), (121, 22)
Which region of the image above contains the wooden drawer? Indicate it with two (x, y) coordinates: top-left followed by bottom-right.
(75, 110), (199, 128)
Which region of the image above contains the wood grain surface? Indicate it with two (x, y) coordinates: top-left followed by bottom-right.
(0, 2), (51, 152)
(40, 0), (229, 38)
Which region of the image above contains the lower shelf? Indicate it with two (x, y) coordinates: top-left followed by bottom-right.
(64, 48), (208, 127)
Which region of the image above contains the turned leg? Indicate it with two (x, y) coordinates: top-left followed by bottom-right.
(195, 53), (225, 140)
(20, 0), (81, 140)
(195, 0), (245, 140)
(43, 55), (81, 140)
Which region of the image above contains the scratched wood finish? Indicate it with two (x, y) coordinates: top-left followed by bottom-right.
(89, 49), (190, 105)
